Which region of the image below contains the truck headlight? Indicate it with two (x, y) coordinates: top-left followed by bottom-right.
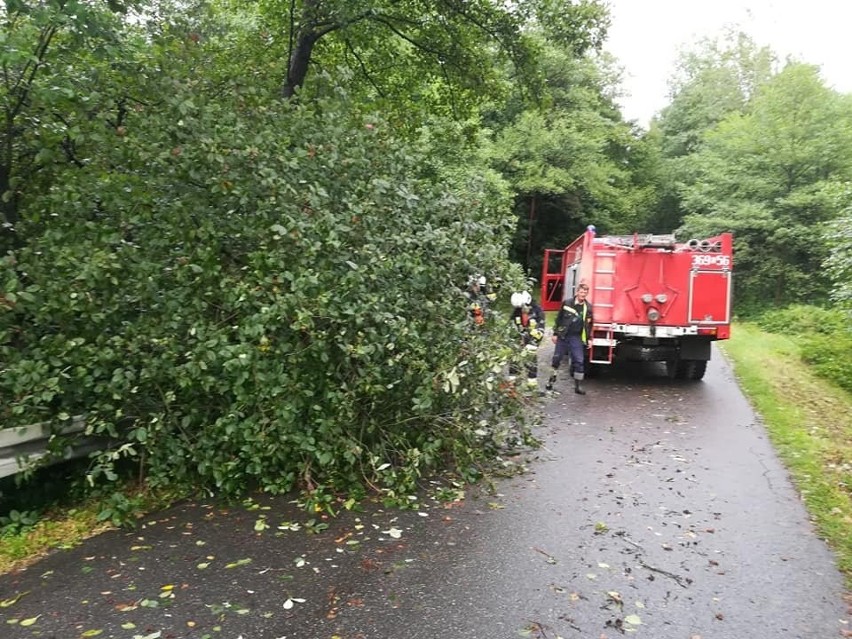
(641, 293), (653, 303)
(655, 294), (668, 304)
(647, 307), (661, 322)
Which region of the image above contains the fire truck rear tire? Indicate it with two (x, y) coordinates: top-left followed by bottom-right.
(665, 360), (679, 379)
(677, 359), (707, 381)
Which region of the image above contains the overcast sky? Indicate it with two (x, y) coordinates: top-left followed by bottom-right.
(603, 0), (852, 127)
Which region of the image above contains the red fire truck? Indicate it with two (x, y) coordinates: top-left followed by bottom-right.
(540, 226), (733, 380)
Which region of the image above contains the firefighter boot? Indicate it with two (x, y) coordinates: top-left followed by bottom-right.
(573, 373), (586, 395)
(545, 372), (557, 392)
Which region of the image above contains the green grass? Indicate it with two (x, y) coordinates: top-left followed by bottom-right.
(0, 508), (113, 573)
(720, 322), (852, 586)
(0, 484), (183, 575)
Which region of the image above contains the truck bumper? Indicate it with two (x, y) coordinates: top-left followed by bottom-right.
(610, 336), (712, 363)
(615, 342), (679, 362)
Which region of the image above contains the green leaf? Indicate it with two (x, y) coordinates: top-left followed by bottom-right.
(0, 592), (28, 608)
(225, 558), (252, 569)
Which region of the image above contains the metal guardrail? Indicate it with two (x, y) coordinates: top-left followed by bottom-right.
(0, 416), (106, 479)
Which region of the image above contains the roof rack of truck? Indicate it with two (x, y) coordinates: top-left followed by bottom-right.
(593, 233), (679, 250)
(592, 234), (725, 252)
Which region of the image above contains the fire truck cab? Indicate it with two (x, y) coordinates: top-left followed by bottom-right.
(540, 226), (733, 380)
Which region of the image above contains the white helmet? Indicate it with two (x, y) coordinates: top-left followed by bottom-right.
(478, 275), (487, 286)
(511, 291), (533, 308)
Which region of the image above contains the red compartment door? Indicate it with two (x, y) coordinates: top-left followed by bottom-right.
(689, 270), (731, 324)
(541, 249), (566, 311)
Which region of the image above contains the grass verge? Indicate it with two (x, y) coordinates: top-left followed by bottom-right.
(0, 484), (183, 575)
(720, 322), (852, 587)
(0, 507), (114, 574)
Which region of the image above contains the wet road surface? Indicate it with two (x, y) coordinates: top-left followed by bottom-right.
(0, 348), (849, 638)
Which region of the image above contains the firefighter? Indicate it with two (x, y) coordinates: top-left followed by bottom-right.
(547, 282), (593, 394)
(509, 291), (545, 389)
(466, 274), (494, 327)
(480, 275), (498, 304)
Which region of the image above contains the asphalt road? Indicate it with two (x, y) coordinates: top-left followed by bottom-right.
(0, 347), (849, 639)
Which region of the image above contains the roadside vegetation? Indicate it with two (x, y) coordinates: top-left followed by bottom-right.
(721, 311), (852, 585)
(4, 310), (850, 579)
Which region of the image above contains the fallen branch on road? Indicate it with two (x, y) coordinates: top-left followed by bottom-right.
(638, 559), (690, 588)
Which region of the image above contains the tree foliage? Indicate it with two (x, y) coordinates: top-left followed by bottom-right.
(823, 197), (852, 309)
(676, 63), (852, 308)
(659, 31), (775, 158)
(483, 38), (647, 276)
(638, 33), (776, 236)
(261, 0), (609, 124)
(2, 75), (529, 498)
(3, 0), (591, 503)
(645, 32), (852, 312)
(0, 0), (133, 252)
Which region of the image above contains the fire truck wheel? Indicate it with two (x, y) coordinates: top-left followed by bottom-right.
(665, 360), (679, 379)
(677, 359), (707, 381)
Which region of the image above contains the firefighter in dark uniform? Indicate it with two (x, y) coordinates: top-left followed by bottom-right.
(547, 282), (593, 394)
(509, 291), (545, 389)
(466, 274), (495, 327)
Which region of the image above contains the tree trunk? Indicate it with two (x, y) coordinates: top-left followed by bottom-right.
(283, 30), (320, 99)
(0, 162), (20, 251)
(525, 195), (536, 272)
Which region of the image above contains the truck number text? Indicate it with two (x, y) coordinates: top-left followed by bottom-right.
(691, 254), (730, 268)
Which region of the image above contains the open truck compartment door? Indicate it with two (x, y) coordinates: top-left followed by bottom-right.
(541, 249), (565, 311)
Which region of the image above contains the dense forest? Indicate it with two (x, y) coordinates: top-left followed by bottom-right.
(1, 0), (850, 508)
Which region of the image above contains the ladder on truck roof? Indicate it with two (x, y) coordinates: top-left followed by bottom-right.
(589, 248), (616, 364)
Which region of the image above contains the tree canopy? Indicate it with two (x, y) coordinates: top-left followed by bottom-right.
(673, 63), (852, 307)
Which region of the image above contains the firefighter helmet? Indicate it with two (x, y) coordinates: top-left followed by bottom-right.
(511, 291), (533, 308)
